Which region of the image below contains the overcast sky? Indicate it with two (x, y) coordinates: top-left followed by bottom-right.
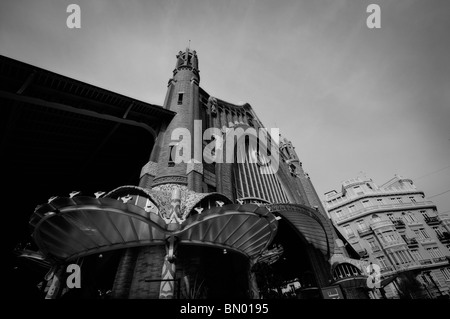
(1, 0), (449, 213)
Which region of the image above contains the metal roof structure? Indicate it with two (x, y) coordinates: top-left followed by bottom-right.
(0, 56), (177, 274)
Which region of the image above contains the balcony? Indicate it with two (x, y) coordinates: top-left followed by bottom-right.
(417, 237), (436, 245)
(405, 219), (423, 227)
(333, 201), (436, 224)
(371, 245), (381, 253)
(432, 257), (448, 264)
(381, 238), (405, 248)
(404, 237), (419, 247)
(356, 248), (369, 258)
(357, 227), (372, 237)
(437, 232), (450, 243)
(419, 259), (432, 265)
(370, 219), (394, 231)
(394, 261), (422, 272)
(424, 216), (441, 225)
(380, 266), (394, 273)
(392, 219), (406, 229)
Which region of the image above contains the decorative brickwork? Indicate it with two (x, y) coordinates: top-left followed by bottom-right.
(140, 161), (158, 178)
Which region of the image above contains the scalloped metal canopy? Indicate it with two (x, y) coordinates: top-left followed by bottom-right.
(30, 196), (278, 261)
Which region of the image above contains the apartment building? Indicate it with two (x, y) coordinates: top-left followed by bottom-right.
(324, 174), (450, 298)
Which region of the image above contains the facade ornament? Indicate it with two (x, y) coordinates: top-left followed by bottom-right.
(208, 96), (218, 116)
(120, 195), (133, 203)
(69, 191), (81, 198)
(144, 199), (158, 214)
(194, 207), (204, 214)
(160, 187), (188, 224)
(94, 191), (105, 198)
(48, 196), (57, 203)
(216, 200), (224, 207)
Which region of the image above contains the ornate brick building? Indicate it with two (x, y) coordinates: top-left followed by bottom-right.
(4, 49), (369, 299)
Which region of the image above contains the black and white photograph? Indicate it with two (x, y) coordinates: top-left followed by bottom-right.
(1, 0), (449, 312)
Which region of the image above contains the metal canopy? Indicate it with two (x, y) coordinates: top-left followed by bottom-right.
(267, 204), (335, 258)
(31, 196), (168, 261)
(31, 197), (278, 261)
(178, 204), (278, 257)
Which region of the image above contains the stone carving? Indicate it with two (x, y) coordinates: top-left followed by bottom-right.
(160, 188), (186, 224)
(152, 184), (205, 224)
(152, 175), (188, 186)
(102, 184), (231, 226)
(150, 184), (232, 224)
(208, 96), (218, 116)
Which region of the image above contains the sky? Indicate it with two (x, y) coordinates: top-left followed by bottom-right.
(1, 0), (449, 213)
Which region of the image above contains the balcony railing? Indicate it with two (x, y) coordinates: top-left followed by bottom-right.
(371, 245), (381, 253)
(394, 261), (422, 271)
(392, 219), (406, 228)
(419, 259), (432, 265)
(405, 219), (423, 226)
(357, 227), (372, 237)
(334, 201), (436, 224)
(404, 237), (419, 247)
(356, 248), (369, 258)
(381, 238), (405, 248)
(424, 216), (441, 225)
(380, 266), (394, 273)
(417, 237), (436, 245)
(432, 257), (448, 263)
(370, 220), (394, 230)
(437, 232), (450, 243)
(383, 259), (448, 274)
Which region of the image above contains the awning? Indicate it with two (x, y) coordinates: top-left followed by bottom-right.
(177, 204), (278, 257)
(30, 196), (277, 261)
(266, 204), (335, 257)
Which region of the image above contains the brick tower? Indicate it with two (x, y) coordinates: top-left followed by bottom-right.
(141, 47), (203, 192)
